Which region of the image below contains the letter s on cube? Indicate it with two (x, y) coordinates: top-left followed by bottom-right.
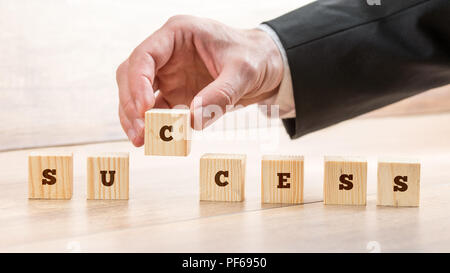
(323, 156), (367, 206)
(28, 152), (73, 199)
(377, 158), (420, 207)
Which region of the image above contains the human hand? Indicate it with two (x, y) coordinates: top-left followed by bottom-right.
(116, 15), (283, 147)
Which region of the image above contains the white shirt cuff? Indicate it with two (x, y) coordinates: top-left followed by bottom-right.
(257, 24), (296, 119)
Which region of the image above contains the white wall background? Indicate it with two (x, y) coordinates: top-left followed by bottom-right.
(2, 0), (448, 151)
(0, 0), (313, 151)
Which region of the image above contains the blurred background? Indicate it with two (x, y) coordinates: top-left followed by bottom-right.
(1, 0), (449, 151)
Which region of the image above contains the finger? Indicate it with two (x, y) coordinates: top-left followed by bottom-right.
(127, 27), (174, 116)
(117, 60), (145, 147)
(190, 66), (252, 130)
(132, 118), (145, 147)
(153, 76), (159, 93)
(131, 94), (167, 147)
(124, 92), (169, 148)
(235, 91), (278, 107)
(133, 90), (171, 146)
(119, 104), (142, 147)
(117, 60), (139, 121)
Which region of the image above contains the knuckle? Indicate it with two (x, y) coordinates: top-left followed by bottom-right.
(216, 82), (235, 105)
(129, 47), (144, 63)
(165, 14), (194, 28)
(237, 59), (258, 79)
(129, 47), (155, 69)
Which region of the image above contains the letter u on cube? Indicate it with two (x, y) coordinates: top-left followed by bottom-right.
(199, 153), (246, 202)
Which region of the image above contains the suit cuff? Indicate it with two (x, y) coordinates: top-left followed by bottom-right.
(257, 24), (296, 119)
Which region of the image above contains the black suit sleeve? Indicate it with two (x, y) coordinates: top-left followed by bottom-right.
(264, 0), (450, 139)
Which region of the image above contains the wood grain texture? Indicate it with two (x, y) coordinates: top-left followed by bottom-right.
(87, 153), (129, 200)
(1, 113), (450, 252)
(28, 153), (73, 199)
(377, 159), (420, 207)
(145, 109), (191, 156)
(200, 153), (246, 202)
(261, 155), (304, 204)
(324, 157), (367, 206)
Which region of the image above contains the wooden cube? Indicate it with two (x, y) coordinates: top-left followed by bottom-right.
(28, 153), (73, 199)
(377, 159), (420, 207)
(261, 155), (304, 204)
(87, 153), (129, 200)
(200, 153), (246, 202)
(324, 156), (367, 205)
(145, 109), (191, 156)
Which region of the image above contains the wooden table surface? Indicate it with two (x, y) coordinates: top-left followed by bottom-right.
(1, 113), (450, 253)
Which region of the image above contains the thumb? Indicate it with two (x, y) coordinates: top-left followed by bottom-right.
(190, 68), (248, 130)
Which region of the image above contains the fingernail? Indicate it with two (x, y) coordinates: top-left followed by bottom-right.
(127, 128), (137, 142)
